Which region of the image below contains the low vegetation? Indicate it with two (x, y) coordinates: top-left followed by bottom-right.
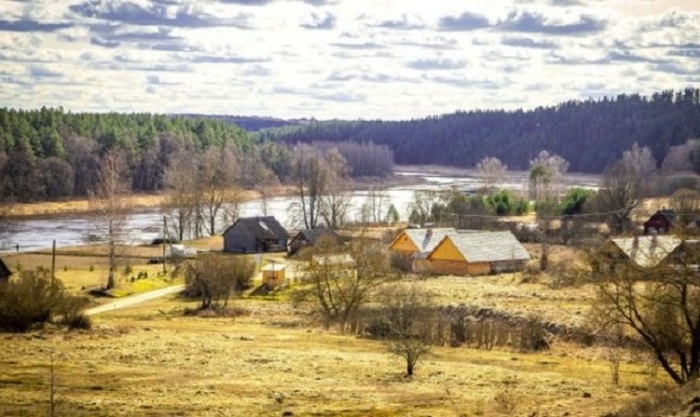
(0, 269), (91, 332)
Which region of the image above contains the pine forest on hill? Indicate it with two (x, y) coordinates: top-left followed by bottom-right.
(258, 88), (700, 173)
(1, 88), (700, 203)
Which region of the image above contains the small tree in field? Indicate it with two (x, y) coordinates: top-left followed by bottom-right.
(302, 237), (390, 332)
(184, 255), (255, 310)
(379, 285), (435, 377)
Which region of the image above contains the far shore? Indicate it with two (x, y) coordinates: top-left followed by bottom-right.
(6, 170), (426, 220)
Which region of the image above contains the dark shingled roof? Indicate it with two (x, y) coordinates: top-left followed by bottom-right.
(294, 229), (339, 245)
(224, 216), (289, 240)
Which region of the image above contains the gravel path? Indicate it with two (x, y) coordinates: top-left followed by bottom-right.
(85, 284), (185, 316)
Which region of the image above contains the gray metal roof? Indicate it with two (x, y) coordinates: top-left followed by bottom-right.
(403, 228), (456, 254)
(612, 236), (682, 268)
(440, 231), (531, 263)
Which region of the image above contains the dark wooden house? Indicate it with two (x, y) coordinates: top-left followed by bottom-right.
(223, 216), (289, 253)
(0, 258), (12, 282)
(644, 210), (675, 235)
(287, 229), (340, 256)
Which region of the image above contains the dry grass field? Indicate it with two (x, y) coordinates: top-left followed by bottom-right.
(0, 293), (661, 417)
(0, 238), (678, 417)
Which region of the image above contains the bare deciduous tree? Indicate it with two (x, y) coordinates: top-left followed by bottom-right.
(321, 148), (351, 229)
(91, 151), (129, 290)
(623, 142), (657, 178)
(0, 151), (14, 242)
(164, 149), (200, 241)
(363, 185), (388, 224)
(184, 255), (255, 311)
(590, 144), (651, 234)
(199, 145), (239, 235)
(476, 156), (507, 192)
(379, 285), (435, 377)
(671, 188), (700, 236)
(303, 238), (390, 332)
(590, 244), (700, 384)
(529, 150), (569, 200)
(290, 145), (327, 230)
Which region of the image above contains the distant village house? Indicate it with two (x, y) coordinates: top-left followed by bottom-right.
(389, 228), (530, 276)
(643, 209), (675, 235)
(426, 231), (530, 276)
(287, 229), (340, 256)
(223, 216), (289, 254)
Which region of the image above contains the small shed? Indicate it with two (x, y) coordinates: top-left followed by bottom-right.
(261, 263), (287, 287)
(223, 216), (289, 254)
(287, 229), (340, 256)
(0, 258), (11, 282)
(644, 210), (675, 235)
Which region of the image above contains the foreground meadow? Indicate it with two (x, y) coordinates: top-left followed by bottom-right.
(0, 288), (664, 417)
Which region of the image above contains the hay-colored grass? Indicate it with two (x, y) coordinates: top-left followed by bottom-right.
(0, 292), (661, 417)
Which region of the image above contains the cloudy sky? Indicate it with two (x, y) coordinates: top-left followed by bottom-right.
(1, 0), (699, 120)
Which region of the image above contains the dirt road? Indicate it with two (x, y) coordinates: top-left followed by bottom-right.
(85, 284), (185, 316)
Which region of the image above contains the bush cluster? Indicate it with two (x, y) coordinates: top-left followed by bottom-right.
(0, 270), (91, 332)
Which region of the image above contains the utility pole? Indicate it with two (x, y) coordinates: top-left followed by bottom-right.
(162, 216), (167, 275)
(51, 239), (56, 287)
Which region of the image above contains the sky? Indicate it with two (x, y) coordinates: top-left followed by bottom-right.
(0, 0), (699, 120)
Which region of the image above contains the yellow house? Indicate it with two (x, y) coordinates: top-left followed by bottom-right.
(427, 231), (530, 276)
(388, 228), (456, 271)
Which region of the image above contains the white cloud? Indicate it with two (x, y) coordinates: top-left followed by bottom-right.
(0, 0), (697, 119)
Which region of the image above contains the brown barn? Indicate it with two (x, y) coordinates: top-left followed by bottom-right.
(426, 231), (530, 276)
(644, 210), (675, 235)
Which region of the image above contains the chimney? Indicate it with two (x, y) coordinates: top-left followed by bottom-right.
(425, 228), (433, 239)
(632, 235), (639, 249)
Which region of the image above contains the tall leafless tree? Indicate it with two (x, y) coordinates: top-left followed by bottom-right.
(164, 149), (200, 241)
(290, 145), (328, 230)
(529, 150), (569, 200)
(589, 143), (654, 234)
(199, 145), (239, 235)
(321, 149), (351, 229)
(379, 285), (435, 377)
(302, 238), (390, 332)
(590, 243), (700, 384)
(476, 156), (507, 193)
(0, 152), (14, 242)
(92, 151), (129, 290)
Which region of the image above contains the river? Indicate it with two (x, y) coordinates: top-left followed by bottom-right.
(0, 167), (601, 253)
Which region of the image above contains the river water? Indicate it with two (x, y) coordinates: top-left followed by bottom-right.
(0, 168), (600, 252)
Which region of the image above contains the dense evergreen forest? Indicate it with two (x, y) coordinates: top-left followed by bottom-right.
(181, 114), (306, 132)
(0, 108), (253, 201)
(258, 89), (700, 173)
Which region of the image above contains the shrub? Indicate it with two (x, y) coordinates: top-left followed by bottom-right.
(184, 255), (255, 310)
(0, 270), (91, 332)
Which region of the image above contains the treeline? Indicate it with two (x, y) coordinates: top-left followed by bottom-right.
(310, 141), (393, 177)
(0, 107), (394, 203)
(181, 114), (307, 132)
(258, 89), (700, 173)
(0, 108), (252, 201)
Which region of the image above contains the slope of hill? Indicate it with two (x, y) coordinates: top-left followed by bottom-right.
(258, 89), (700, 173)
